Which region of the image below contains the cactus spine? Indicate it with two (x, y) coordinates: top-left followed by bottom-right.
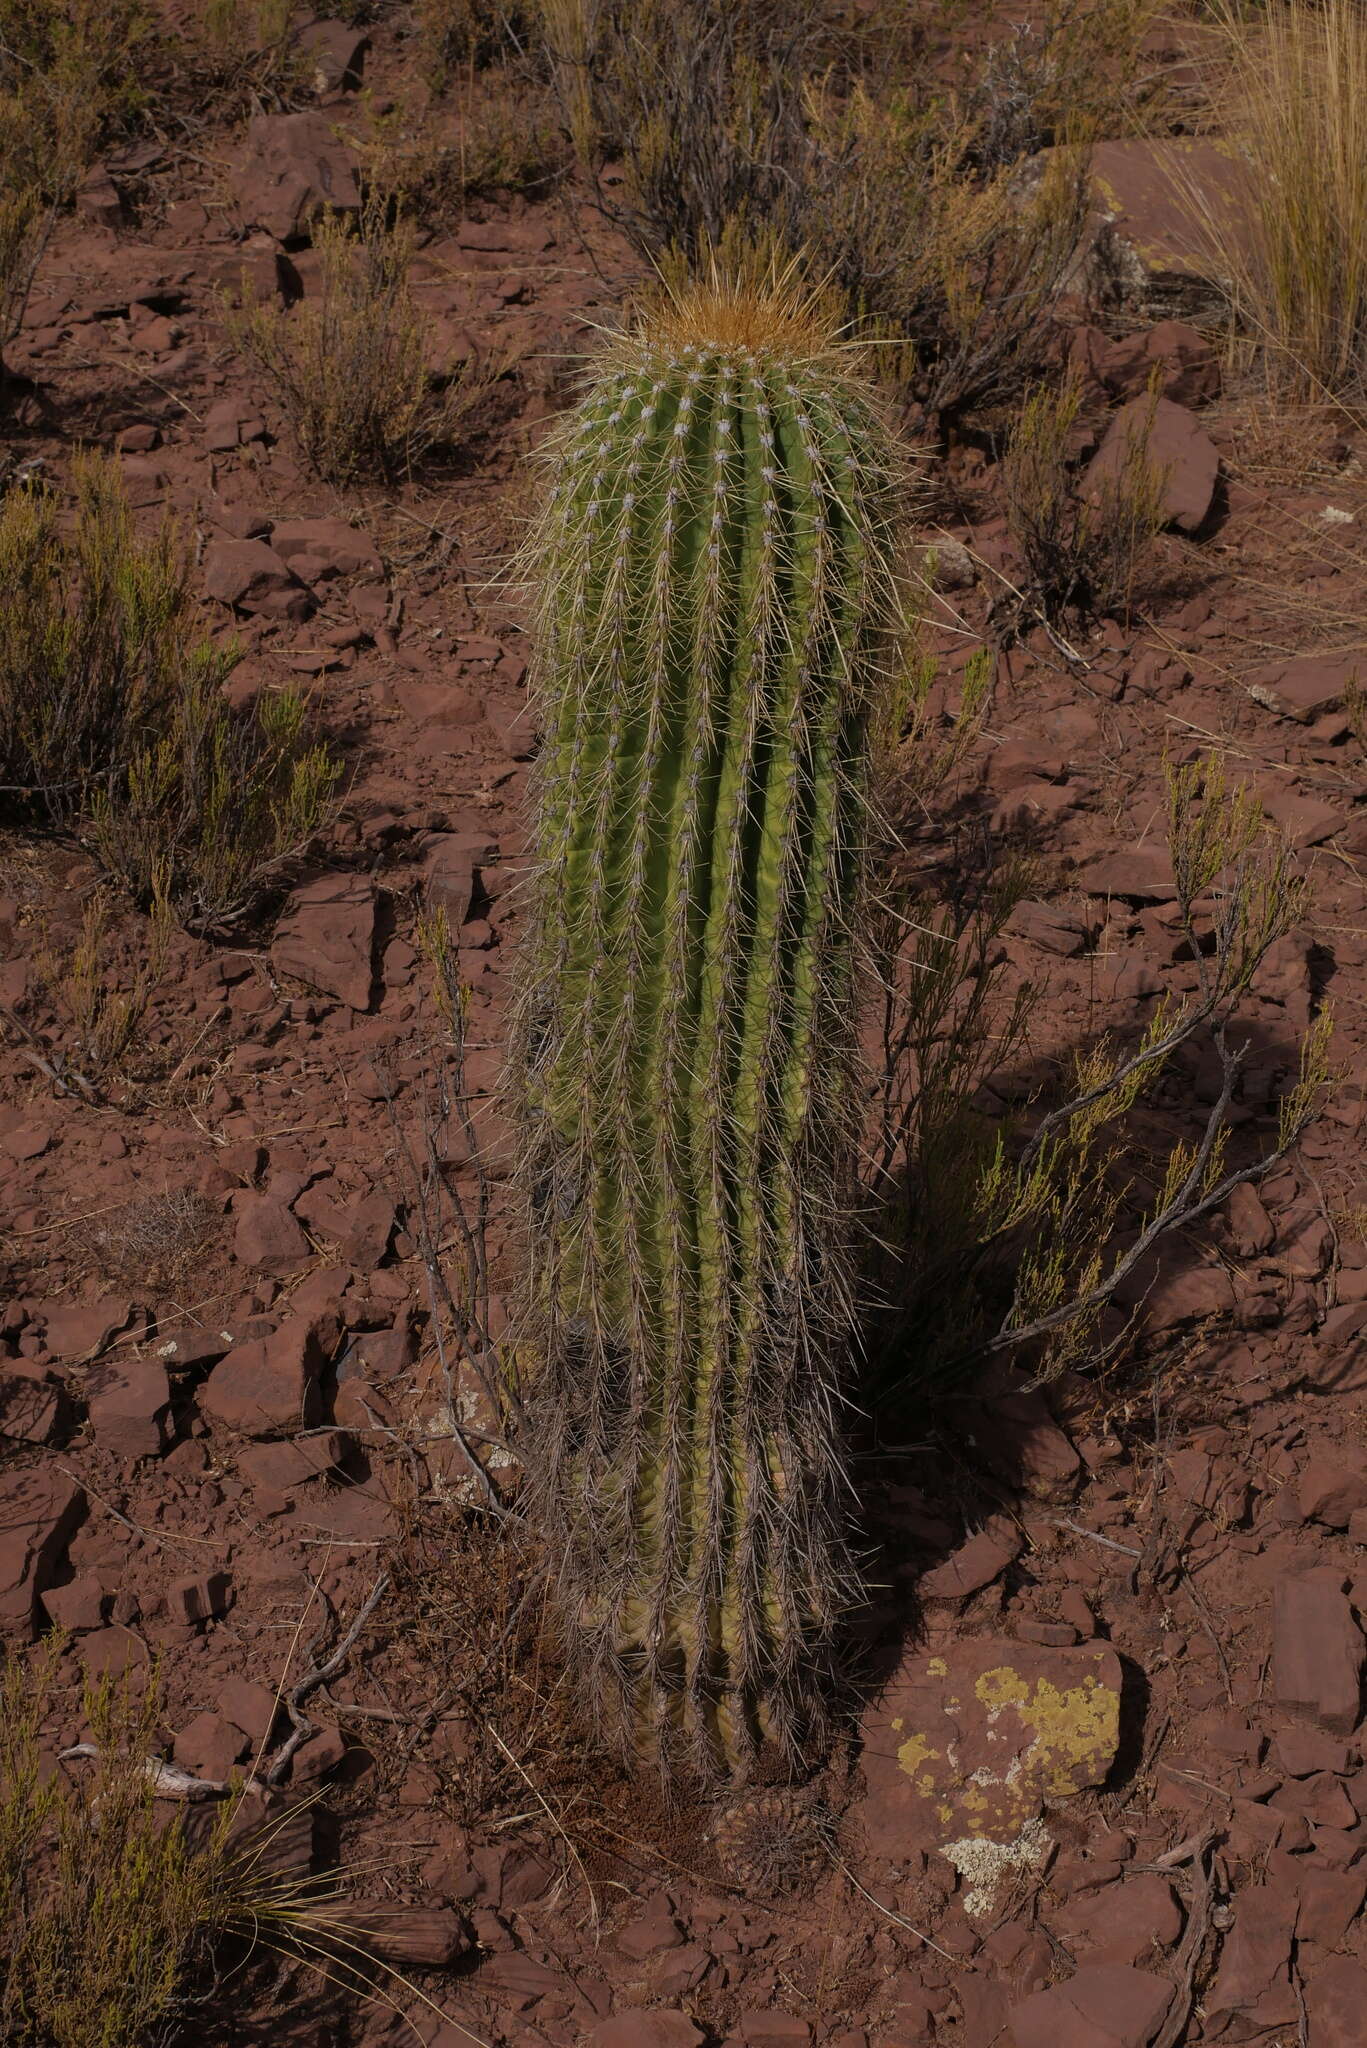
(515, 278), (903, 1779)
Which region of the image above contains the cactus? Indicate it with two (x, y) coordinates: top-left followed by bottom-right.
(513, 275), (904, 1779)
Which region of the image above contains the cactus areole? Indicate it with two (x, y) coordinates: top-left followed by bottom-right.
(514, 279), (904, 1780)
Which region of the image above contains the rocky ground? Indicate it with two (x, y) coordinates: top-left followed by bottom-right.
(3, 8), (1367, 2047)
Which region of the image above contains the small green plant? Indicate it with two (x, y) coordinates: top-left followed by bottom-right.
(514, 268), (906, 1779)
(0, 454), (339, 932)
(1002, 369), (1170, 623)
(227, 196), (494, 487)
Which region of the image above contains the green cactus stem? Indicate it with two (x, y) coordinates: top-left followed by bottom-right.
(513, 275), (905, 1780)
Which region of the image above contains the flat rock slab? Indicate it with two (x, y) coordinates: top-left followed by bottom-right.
(0, 1464), (86, 1633)
(859, 1638), (1123, 1870)
(1085, 395), (1219, 534)
(1271, 1568), (1363, 1734)
(1011, 1962), (1174, 2048)
(272, 875), (377, 1013)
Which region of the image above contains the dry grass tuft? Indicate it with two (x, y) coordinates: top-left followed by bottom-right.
(226, 195), (501, 487)
(416, 0), (528, 91)
(0, 1645), (362, 2048)
(1206, 0), (1367, 403)
(77, 1187), (221, 1294)
(365, 75), (569, 221)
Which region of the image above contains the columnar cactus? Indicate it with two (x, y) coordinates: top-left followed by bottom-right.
(514, 277), (904, 1779)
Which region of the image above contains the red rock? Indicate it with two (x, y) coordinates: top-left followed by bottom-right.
(965, 1385), (1081, 1499)
(234, 1195), (311, 1273)
(218, 1677), (282, 1746)
(1306, 1956), (1367, 2048)
(239, 110), (360, 241)
(1225, 1181), (1276, 1256)
(202, 400), (252, 452)
(0, 1465), (85, 1634)
(587, 2017), (704, 2048)
(1086, 137), (1253, 309)
(1010, 1963), (1173, 2048)
(1003, 900), (1095, 957)
(168, 1571), (233, 1624)
(41, 1572), (108, 1633)
(85, 1358), (172, 1461)
(1205, 1883), (1298, 2030)
(1100, 321), (1219, 406)
(1298, 1456), (1367, 1529)
(859, 1638), (1122, 1860)
(238, 1430), (351, 1492)
(920, 1518), (1022, 1601)
(297, 18), (369, 91)
(1246, 654), (1360, 725)
(75, 166), (125, 228)
(1293, 1865), (1367, 1948)
(1085, 396), (1218, 534)
(0, 1362), (66, 1445)
(292, 1725), (348, 1781)
(199, 1319), (327, 1435)
(1272, 1569), (1364, 1733)
(174, 1711), (250, 1779)
(340, 1193), (396, 1268)
(271, 517), (381, 580)
(1272, 1771), (1357, 1829)
(43, 1299), (131, 1361)
(1273, 1728), (1352, 1778)
(203, 538), (312, 620)
(616, 1894), (683, 1960)
(1078, 846), (1175, 902)
(1053, 1874), (1183, 1967)
(341, 1902), (469, 1967)
(155, 1326), (234, 1371)
(272, 875), (377, 1012)
(423, 831), (496, 923)
(739, 2017), (811, 2045)
(80, 1626), (149, 1677)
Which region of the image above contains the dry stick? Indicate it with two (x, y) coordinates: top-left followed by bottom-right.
(264, 1570), (391, 1787)
(483, 1720), (599, 1926)
(830, 1854), (961, 1965)
(1179, 1560), (1235, 1702)
(1039, 1515), (1142, 1559)
(0, 1000), (100, 1102)
(1151, 1834), (1217, 2048)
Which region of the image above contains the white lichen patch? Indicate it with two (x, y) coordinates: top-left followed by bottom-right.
(938, 1818), (1051, 1917)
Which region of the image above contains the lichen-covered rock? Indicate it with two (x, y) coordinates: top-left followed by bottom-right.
(859, 1638), (1123, 1912)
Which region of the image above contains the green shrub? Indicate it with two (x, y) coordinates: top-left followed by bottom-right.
(0, 455), (339, 933)
(226, 197), (494, 487)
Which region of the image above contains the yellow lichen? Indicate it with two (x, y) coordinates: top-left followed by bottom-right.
(973, 1665), (1118, 1796)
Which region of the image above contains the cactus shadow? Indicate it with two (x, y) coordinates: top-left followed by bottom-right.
(843, 994), (1308, 1727)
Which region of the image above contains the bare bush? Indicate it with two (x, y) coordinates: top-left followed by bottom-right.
(77, 1186), (221, 1292)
